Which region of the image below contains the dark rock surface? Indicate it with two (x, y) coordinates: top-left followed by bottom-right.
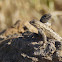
(0, 31), (62, 62)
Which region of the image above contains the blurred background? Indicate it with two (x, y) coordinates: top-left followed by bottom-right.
(0, 0), (62, 36)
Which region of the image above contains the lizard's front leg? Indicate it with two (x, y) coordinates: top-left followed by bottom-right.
(38, 28), (47, 46)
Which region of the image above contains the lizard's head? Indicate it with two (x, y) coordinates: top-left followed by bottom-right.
(40, 14), (51, 23)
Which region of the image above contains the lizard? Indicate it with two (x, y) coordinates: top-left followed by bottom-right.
(30, 14), (62, 44)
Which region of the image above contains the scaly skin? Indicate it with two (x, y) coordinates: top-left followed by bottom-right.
(30, 19), (62, 43)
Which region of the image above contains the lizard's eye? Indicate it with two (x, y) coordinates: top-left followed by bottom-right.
(41, 14), (47, 19)
(43, 14), (51, 18)
(43, 15), (46, 17)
